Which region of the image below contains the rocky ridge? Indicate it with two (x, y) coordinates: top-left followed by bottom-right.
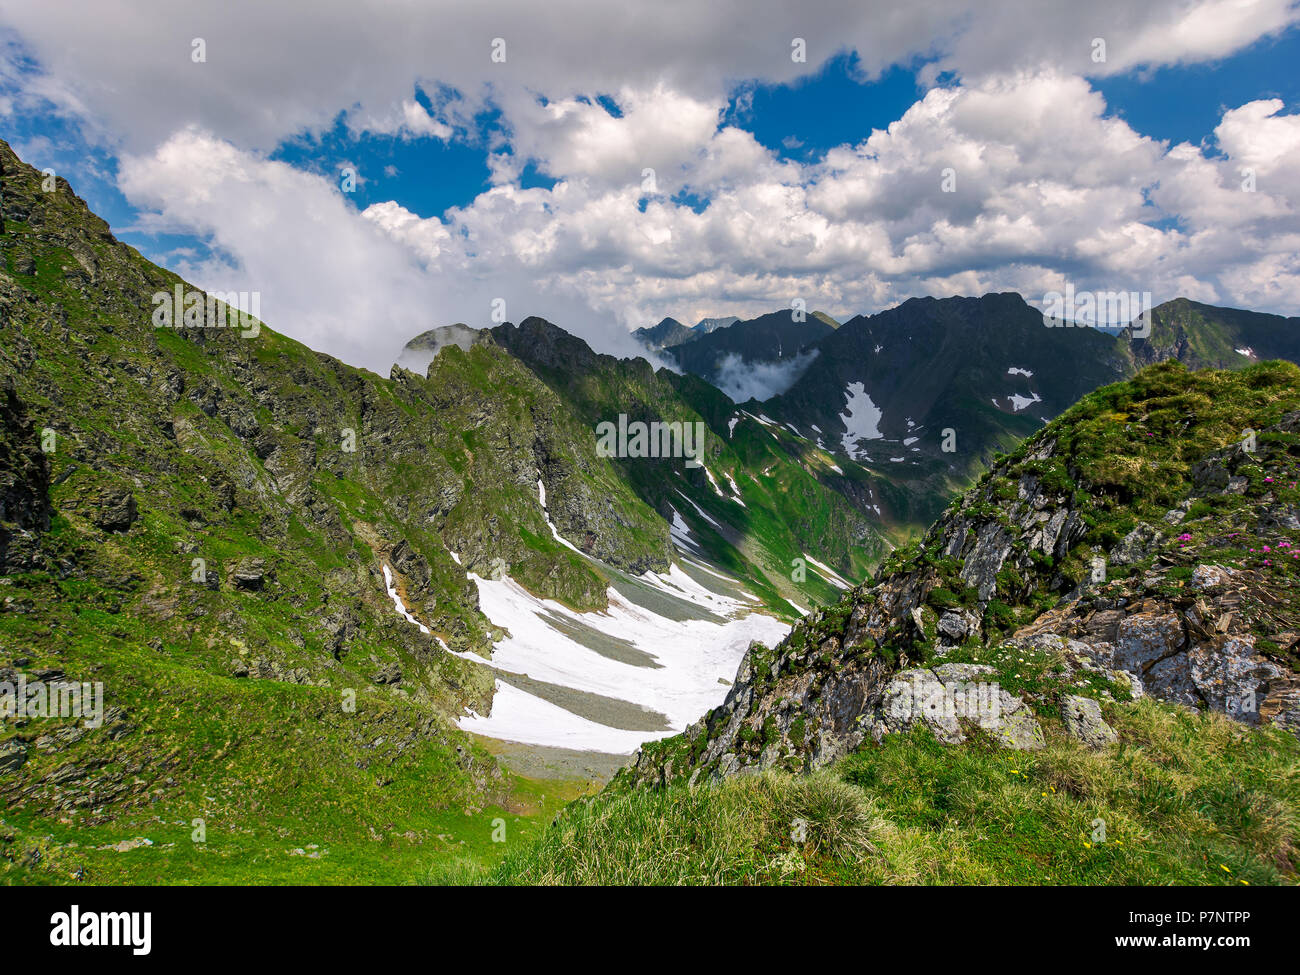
(620, 361), (1300, 788)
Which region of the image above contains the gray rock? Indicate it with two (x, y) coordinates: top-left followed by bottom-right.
(232, 557), (267, 591)
(92, 488), (137, 532)
(988, 705), (1046, 750)
(1060, 695), (1118, 747)
(0, 740), (27, 773)
(713, 753), (741, 780)
(960, 523), (1014, 602)
(880, 669), (964, 744)
(1191, 564), (1234, 591)
(1110, 522), (1160, 565)
(986, 690), (1045, 750)
(937, 609), (978, 641)
(1113, 613), (1185, 675)
(1189, 637), (1281, 724)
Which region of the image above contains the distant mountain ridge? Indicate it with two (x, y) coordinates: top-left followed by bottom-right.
(632, 316), (696, 351)
(694, 315), (740, 335)
(1130, 297), (1300, 370)
(415, 291), (1300, 547)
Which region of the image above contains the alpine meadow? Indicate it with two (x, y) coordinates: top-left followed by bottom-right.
(1, 0), (1298, 948)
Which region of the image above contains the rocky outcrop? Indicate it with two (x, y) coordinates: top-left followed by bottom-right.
(621, 371), (1300, 789)
(868, 663), (1045, 750)
(90, 487), (137, 532)
(0, 380), (52, 572)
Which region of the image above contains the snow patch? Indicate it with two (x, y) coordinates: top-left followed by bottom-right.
(702, 466), (727, 499)
(383, 564), (430, 634)
(460, 680), (659, 754)
(538, 474), (584, 554)
(839, 381), (883, 459)
(803, 553), (852, 589)
(677, 491), (724, 530)
(724, 472), (746, 506)
(668, 506), (700, 552)
(1007, 391), (1042, 412)
(455, 570), (788, 753)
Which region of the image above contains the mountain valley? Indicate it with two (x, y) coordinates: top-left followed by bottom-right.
(2, 135), (1299, 887)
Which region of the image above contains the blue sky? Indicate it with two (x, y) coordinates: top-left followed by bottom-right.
(11, 27), (1297, 277)
(2, 1), (1298, 371)
(1095, 28), (1300, 149)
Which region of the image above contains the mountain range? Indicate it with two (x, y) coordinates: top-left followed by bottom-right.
(630, 292), (1300, 531)
(2, 135), (1298, 885)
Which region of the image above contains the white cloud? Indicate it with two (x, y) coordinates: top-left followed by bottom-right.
(714, 350), (821, 403)
(3, 1), (1296, 152)
(117, 129), (441, 373)
(4, 2), (1299, 369)
(346, 99), (455, 141)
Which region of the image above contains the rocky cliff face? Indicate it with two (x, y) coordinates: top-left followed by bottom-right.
(621, 360), (1300, 788)
(0, 377), (52, 574)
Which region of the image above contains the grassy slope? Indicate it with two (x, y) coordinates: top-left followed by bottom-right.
(454, 679), (1299, 886)
(490, 322), (890, 615)
(0, 138), (670, 883)
(871, 359), (1300, 653)
(455, 361), (1300, 885)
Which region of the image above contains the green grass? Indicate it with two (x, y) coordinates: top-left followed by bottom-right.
(449, 700), (1299, 885)
(1, 762), (585, 885)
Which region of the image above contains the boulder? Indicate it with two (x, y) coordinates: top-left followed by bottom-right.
(1109, 522), (1160, 565)
(1190, 564), (1234, 592)
(0, 740), (27, 773)
(92, 487), (137, 532)
(232, 557), (267, 591)
(1060, 695), (1118, 747)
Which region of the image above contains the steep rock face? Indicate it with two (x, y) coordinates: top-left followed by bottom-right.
(0, 379), (52, 572)
(620, 363), (1300, 787)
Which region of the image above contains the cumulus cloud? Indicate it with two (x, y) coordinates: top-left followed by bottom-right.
(345, 98), (455, 141)
(106, 70), (1300, 371)
(3, 1), (1298, 370)
(3, 1), (1296, 151)
(116, 129), (441, 373)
